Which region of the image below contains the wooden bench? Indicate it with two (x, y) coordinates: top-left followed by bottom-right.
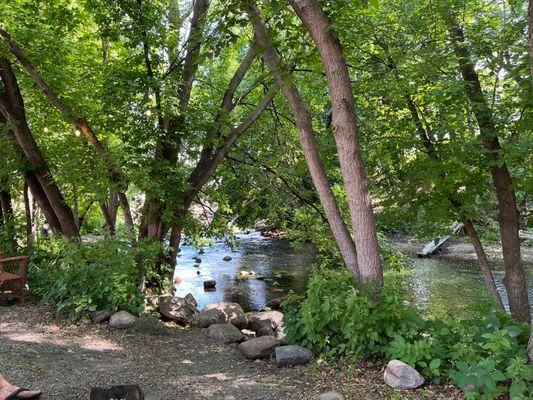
(0, 253), (29, 302)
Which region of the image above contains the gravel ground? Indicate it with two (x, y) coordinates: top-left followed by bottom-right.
(0, 305), (462, 399)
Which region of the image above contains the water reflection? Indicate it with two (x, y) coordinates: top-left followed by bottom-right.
(173, 231), (315, 311)
(174, 231), (532, 317)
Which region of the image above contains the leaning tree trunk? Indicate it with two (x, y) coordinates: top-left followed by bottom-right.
(529, 0), (533, 88)
(245, 0), (361, 280)
(288, 0), (383, 285)
(442, 9), (530, 323)
(0, 59), (78, 238)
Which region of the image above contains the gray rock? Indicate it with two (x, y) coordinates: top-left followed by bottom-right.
(248, 311), (284, 331)
(206, 324), (246, 344)
(109, 311), (137, 329)
(238, 336), (281, 359)
(185, 293), (197, 308)
(133, 313), (168, 336)
(384, 359), (424, 390)
(256, 326), (275, 337)
(198, 302), (248, 329)
(223, 255), (232, 261)
(275, 345), (312, 367)
(266, 297), (286, 310)
(89, 310), (112, 324)
(316, 391), (345, 400)
(203, 280), (216, 290)
(158, 294), (199, 325)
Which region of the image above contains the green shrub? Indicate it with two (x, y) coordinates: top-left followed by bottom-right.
(28, 236), (145, 319)
(282, 267), (532, 398)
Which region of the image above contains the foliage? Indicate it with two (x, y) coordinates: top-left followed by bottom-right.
(283, 267), (532, 398)
(28, 236), (146, 319)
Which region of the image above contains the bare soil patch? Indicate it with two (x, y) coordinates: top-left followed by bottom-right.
(0, 305), (461, 399)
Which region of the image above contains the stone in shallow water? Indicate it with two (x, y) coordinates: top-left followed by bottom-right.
(223, 255), (232, 261)
(238, 336), (281, 359)
(316, 391), (345, 400)
(384, 359), (424, 389)
(275, 345), (312, 367)
(109, 311), (137, 329)
(206, 323), (246, 344)
(203, 280), (216, 290)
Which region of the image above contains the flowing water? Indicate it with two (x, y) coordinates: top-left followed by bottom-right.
(174, 231), (533, 316)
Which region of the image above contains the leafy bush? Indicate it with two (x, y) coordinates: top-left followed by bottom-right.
(283, 267), (532, 399)
(28, 236), (146, 319)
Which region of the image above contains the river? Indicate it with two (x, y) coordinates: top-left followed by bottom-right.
(174, 231), (533, 317)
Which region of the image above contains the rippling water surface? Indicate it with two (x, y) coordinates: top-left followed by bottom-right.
(174, 231), (532, 316)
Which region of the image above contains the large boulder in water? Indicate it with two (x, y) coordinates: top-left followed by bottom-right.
(239, 336), (281, 359)
(198, 302), (248, 329)
(384, 360), (424, 389)
(158, 294), (199, 325)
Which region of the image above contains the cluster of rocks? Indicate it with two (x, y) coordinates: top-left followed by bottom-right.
(89, 294), (424, 394)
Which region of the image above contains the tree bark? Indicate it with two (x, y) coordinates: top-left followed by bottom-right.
(0, 58), (78, 238)
(23, 181), (33, 246)
(529, 0), (533, 88)
(245, 0), (361, 280)
(288, 0), (382, 285)
(442, 9), (530, 323)
(0, 187), (17, 252)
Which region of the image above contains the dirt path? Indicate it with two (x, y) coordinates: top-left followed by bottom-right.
(0, 305), (461, 399)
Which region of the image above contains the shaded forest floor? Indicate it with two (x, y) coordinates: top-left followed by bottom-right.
(0, 305), (462, 399)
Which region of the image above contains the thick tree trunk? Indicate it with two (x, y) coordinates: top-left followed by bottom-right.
(288, 0), (382, 285)
(443, 10), (530, 323)
(0, 59), (78, 239)
(245, 1), (361, 280)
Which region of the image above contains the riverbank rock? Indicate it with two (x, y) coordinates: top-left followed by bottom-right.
(133, 313), (168, 336)
(203, 280), (216, 290)
(109, 311), (137, 329)
(239, 336), (281, 359)
(223, 255), (232, 261)
(316, 391), (345, 400)
(198, 302), (248, 329)
(276, 325), (286, 342)
(384, 360), (424, 389)
(241, 329), (256, 339)
(206, 324), (246, 344)
(158, 294), (199, 325)
(256, 326), (275, 337)
(248, 311), (284, 331)
(266, 297), (286, 310)
(89, 310), (112, 324)
(275, 345), (312, 367)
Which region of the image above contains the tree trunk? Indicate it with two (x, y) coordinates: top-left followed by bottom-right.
(245, 1), (360, 280)
(0, 187), (17, 253)
(529, 0), (533, 88)
(288, 0), (383, 285)
(0, 58), (78, 239)
(23, 181), (33, 246)
(442, 9), (530, 323)
(464, 220), (505, 308)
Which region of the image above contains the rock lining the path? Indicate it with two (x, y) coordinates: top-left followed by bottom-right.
(206, 324), (246, 344)
(198, 302), (248, 329)
(275, 345), (312, 367)
(238, 336), (281, 359)
(384, 359), (424, 389)
(316, 391), (345, 400)
(109, 311), (137, 329)
(89, 310), (112, 324)
(158, 294), (199, 325)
